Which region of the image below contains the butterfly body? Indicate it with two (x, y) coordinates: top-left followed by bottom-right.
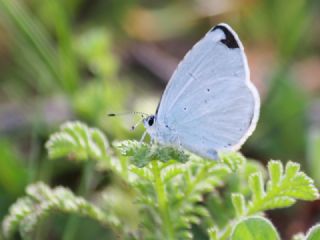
(143, 23), (260, 160)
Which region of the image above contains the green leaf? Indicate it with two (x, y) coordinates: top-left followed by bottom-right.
(306, 223), (320, 240)
(45, 121), (110, 162)
(208, 227), (218, 240)
(249, 173), (265, 201)
(268, 160), (282, 187)
(226, 160), (319, 240)
(231, 216), (280, 240)
(2, 182), (117, 239)
(2, 197), (34, 239)
(246, 160), (319, 214)
(219, 152), (246, 171)
(121, 141), (234, 239)
(231, 193), (246, 217)
(114, 140), (189, 167)
(45, 121), (132, 181)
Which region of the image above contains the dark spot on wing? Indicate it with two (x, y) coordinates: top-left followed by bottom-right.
(206, 149), (218, 160)
(184, 107), (187, 111)
(211, 25), (239, 49)
(207, 88), (210, 92)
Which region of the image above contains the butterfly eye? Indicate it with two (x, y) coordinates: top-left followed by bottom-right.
(148, 116), (155, 126)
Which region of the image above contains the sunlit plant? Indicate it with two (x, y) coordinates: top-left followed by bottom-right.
(2, 121), (319, 240)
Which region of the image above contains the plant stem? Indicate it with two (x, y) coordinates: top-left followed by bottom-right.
(62, 161), (94, 240)
(151, 161), (174, 240)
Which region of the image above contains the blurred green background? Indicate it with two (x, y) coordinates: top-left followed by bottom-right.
(0, 0), (319, 239)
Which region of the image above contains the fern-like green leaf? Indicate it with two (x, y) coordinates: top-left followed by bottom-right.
(231, 193), (246, 217)
(208, 227), (219, 240)
(169, 159), (232, 239)
(2, 182), (118, 239)
(45, 122), (132, 180)
(231, 160), (319, 215)
(114, 140), (189, 167)
(219, 152), (246, 171)
(116, 141), (238, 239)
(46, 121), (110, 161)
(2, 197), (34, 239)
(209, 160), (320, 240)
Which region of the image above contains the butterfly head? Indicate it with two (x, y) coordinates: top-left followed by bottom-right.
(143, 115), (155, 127)
(143, 115), (157, 137)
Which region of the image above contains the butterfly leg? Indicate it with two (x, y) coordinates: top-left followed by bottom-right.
(170, 132), (182, 151)
(177, 136), (183, 151)
(151, 138), (157, 145)
(140, 131), (148, 143)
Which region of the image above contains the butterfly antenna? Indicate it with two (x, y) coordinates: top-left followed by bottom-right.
(107, 112), (149, 118)
(107, 111), (149, 131)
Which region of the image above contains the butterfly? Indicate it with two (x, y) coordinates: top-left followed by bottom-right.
(140, 23), (260, 160)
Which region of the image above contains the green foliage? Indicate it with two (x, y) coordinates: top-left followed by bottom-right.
(0, 0), (318, 239)
(45, 121), (131, 182)
(209, 160), (318, 239)
(231, 160), (319, 216)
(115, 140), (189, 167)
(3, 121), (320, 239)
(205, 158), (266, 230)
(116, 141), (234, 239)
(231, 216), (280, 240)
(2, 182), (116, 239)
(208, 227), (219, 240)
(44, 122), (240, 239)
(219, 151), (246, 172)
(45, 121), (110, 162)
(229, 217), (320, 240)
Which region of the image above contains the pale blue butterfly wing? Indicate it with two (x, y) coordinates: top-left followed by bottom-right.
(152, 23), (260, 160)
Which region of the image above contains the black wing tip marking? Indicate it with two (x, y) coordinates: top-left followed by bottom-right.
(211, 25), (239, 49)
